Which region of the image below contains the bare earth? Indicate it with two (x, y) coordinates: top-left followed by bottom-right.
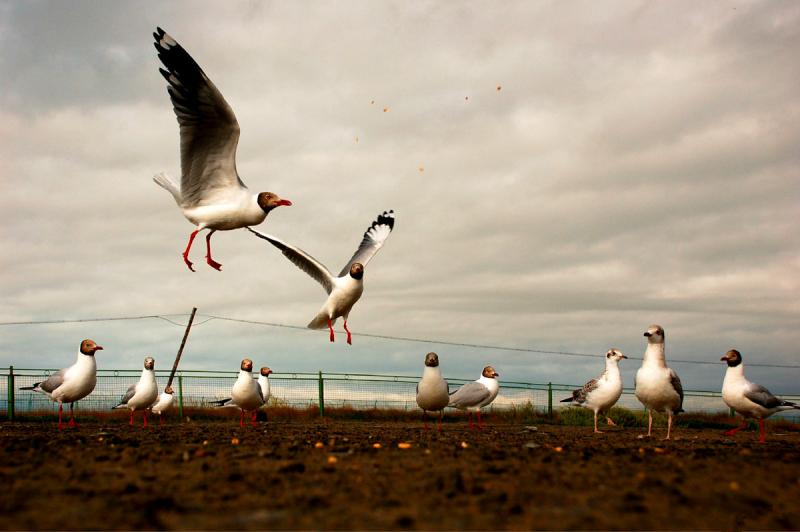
(1, 418), (799, 530)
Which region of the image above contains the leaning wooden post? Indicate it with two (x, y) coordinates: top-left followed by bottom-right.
(178, 375), (184, 418)
(318, 371), (325, 418)
(7, 366), (14, 421)
(166, 307), (197, 389)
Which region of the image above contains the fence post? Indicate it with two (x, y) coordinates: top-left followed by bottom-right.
(7, 366), (14, 421)
(547, 382), (553, 417)
(318, 371), (325, 418)
(177, 374), (184, 419)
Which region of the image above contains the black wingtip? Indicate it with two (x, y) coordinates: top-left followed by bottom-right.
(376, 209), (395, 229)
(559, 397), (572, 403)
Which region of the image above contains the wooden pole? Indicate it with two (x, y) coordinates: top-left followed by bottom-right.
(166, 307), (197, 389)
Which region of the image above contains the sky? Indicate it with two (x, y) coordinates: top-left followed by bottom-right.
(1, 1), (798, 394)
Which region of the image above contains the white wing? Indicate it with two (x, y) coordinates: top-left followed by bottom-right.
(248, 228), (335, 294)
(338, 210), (395, 277)
(153, 27), (245, 207)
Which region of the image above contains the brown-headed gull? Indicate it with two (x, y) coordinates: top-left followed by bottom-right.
(114, 357), (159, 427)
(152, 27), (291, 272)
(212, 366), (272, 421)
(20, 339), (104, 430)
(249, 210), (394, 344)
(448, 366), (500, 430)
(634, 324), (684, 440)
(416, 352), (449, 431)
(561, 349), (627, 433)
(211, 359), (265, 427)
(721, 349), (800, 442)
(149, 385), (175, 426)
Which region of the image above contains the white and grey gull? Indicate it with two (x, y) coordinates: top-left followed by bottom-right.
(149, 385), (175, 426)
(721, 349), (800, 442)
(415, 352), (450, 431)
(114, 357), (159, 427)
(561, 348), (627, 433)
(448, 366), (500, 430)
(210, 359), (265, 427)
(249, 210), (395, 344)
(152, 27), (291, 272)
(20, 339), (104, 430)
(634, 324), (684, 440)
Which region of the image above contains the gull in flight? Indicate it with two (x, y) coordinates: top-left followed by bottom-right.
(249, 210), (394, 344)
(152, 27), (291, 271)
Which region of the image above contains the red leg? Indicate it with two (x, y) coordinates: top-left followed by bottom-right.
(205, 229), (222, 271)
(68, 403), (77, 428)
(477, 410), (483, 430)
(328, 319), (335, 342)
(724, 418), (748, 436)
(129, 410), (134, 427)
(343, 320), (352, 345)
(438, 411), (443, 432)
(251, 411), (258, 427)
(240, 410), (245, 428)
(758, 419), (766, 443)
(182, 229), (200, 271)
(423, 411), (429, 430)
(58, 403), (63, 430)
(467, 411), (474, 430)
(159, 415), (164, 426)
(143, 410), (148, 428)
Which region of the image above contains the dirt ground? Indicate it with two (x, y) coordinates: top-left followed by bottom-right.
(1, 416), (799, 531)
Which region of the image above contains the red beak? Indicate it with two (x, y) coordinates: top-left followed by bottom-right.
(278, 199), (292, 207)
(95, 346), (104, 351)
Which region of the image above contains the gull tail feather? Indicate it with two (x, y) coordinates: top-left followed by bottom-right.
(308, 312), (333, 330)
(153, 172), (182, 204)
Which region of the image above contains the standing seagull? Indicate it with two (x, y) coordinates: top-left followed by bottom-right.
(223, 359), (265, 427)
(152, 27), (292, 272)
(416, 352), (450, 431)
(257, 367), (273, 407)
(150, 386), (175, 426)
(721, 349), (800, 442)
(114, 357), (159, 428)
(20, 339), (104, 430)
(561, 349), (628, 433)
(448, 366), (500, 430)
(635, 325), (684, 440)
(249, 210), (394, 344)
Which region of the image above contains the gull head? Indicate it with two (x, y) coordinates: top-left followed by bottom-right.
(257, 192), (292, 213)
(606, 348), (628, 362)
(144, 357), (155, 370)
(240, 358), (253, 372)
(482, 366), (499, 379)
(721, 349), (743, 367)
(643, 324), (665, 344)
(424, 352), (440, 368)
(349, 262), (364, 280)
(80, 339), (104, 356)
(164, 386), (174, 395)
(260, 367), (273, 377)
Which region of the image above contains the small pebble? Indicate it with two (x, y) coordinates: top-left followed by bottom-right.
(397, 442), (412, 449)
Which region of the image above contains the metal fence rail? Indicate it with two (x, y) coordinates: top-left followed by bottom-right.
(2, 366), (799, 421)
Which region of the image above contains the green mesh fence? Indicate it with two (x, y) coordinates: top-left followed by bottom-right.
(1, 367), (798, 421)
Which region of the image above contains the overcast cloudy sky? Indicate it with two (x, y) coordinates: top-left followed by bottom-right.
(1, 1), (798, 393)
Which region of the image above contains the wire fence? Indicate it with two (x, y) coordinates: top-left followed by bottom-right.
(2, 367), (799, 422)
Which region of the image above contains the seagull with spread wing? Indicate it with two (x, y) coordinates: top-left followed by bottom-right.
(721, 349), (800, 442)
(152, 27), (291, 272)
(249, 210), (395, 344)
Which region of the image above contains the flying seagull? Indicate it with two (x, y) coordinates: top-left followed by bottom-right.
(152, 27), (291, 272)
(114, 357), (159, 428)
(721, 349), (800, 442)
(634, 324), (684, 440)
(561, 349), (627, 433)
(249, 210), (395, 344)
(20, 339), (104, 429)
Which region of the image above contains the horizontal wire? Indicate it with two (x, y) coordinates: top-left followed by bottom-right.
(0, 313), (797, 369)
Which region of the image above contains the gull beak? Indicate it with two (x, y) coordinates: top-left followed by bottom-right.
(621, 355), (628, 359)
(643, 332), (651, 337)
(95, 346), (104, 351)
(277, 199), (292, 207)
(720, 355), (728, 361)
